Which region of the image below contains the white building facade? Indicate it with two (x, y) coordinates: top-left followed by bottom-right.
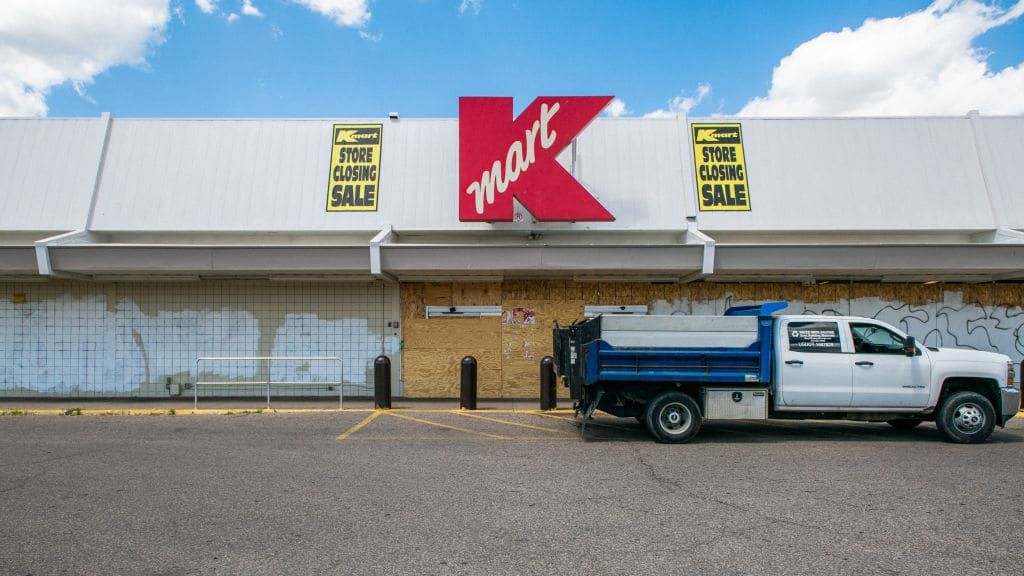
(1, 108), (1021, 398)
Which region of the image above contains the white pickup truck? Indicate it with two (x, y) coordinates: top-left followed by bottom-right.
(554, 303), (1021, 443)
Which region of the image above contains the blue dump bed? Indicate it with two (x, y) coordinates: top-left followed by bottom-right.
(554, 303), (785, 399)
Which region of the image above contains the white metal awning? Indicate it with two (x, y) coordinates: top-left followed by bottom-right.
(3, 226), (1022, 283)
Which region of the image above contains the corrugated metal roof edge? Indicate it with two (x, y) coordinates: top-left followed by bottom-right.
(692, 114), (1024, 121)
(22, 116), (451, 122)
(7, 113), (1019, 122)
(0, 117), (103, 122)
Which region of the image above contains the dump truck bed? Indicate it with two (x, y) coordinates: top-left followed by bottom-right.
(554, 303), (783, 400)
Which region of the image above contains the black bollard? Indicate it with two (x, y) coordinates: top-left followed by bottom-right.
(540, 356), (556, 410)
(374, 355), (391, 409)
(460, 356), (477, 410)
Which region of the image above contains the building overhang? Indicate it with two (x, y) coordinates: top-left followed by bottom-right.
(0, 247), (40, 276)
(48, 245), (373, 279)
(3, 227), (1023, 284)
(383, 243), (704, 281)
(712, 243), (1024, 283)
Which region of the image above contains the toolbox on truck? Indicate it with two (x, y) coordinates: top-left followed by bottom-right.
(703, 388), (768, 420)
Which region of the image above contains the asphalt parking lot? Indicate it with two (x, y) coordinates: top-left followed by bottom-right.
(2, 409), (1023, 576)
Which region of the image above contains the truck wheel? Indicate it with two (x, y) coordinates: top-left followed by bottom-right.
(887, 419), (923, 431)
(935, 391), (996, 443)
(644, 391), (702, 443)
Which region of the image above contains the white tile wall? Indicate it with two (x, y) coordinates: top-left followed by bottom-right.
(0, 281), (400, 398)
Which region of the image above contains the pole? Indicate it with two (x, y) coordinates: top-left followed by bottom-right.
(374, 355), (392, 409)
(540, 356), (556, 410)
(460, 356), (477, 410)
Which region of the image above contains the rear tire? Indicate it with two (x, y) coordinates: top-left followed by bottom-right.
(935, 391), (995, 443)
(644, 391), (701, 443)
(887, 418), (923, 431)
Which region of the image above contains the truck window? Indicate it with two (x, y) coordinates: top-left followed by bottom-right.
(787, 321), (842, 353)
(849, 323), (905, 354)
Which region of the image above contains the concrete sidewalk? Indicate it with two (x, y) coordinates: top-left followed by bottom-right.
(0, 397), (574, 415)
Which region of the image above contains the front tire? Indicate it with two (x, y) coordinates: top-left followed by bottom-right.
(644, 391), (702, 443)
(935, 391), (996, 443)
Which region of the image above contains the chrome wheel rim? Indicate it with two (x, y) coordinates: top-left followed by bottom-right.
(658, 402), (692, 436)
(952, 402), (985, 434)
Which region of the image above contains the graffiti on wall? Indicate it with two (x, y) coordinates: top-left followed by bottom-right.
(501, 307), (536, 327)
(651, 291), (1024, 364)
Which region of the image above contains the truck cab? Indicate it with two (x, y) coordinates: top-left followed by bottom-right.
(777, 315), (932, 410)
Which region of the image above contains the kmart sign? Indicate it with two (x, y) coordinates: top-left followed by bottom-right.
(458, 96), (615, 222)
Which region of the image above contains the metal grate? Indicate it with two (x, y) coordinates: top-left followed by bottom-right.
(194, 356), (345, 408)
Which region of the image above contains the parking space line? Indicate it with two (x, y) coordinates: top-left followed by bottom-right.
(338, 436), (561, 441)
(453, 411), (578, 436)
(384, 411), (512, 440)
(335, 410), (384, 440)
(333, 408), (576, 414)
(530, 411), (646, 433)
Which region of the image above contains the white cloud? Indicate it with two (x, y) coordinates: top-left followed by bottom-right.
(226, 12), (239, 23)
(459, 0), (482, 15)
(603, 97), (630, 117)
(195, 0), (216, 14)
(241, 0), (262, 17)
(359, 30), (383, 42)
(740, 0), (1024, 116)
(0, 0), (170, 117)
(644, 84), (711, 118)
(291, 0), (371, 27)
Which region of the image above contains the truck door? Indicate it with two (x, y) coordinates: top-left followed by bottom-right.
(848, 322), (930, 408)
(778, 319), (852, 408)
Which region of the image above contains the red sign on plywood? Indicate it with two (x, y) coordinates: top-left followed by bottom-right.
(459, 96), (615, 222)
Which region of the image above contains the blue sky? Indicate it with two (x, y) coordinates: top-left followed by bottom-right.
(4, 1), (1024, 118)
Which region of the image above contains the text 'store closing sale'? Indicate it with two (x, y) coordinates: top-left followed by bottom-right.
(327, 124), (383, 211)
(692, 123), (751, 211)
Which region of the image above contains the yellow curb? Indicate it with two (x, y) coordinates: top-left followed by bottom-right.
(0, 408), (280, 416)
(0, 407), (578, 417)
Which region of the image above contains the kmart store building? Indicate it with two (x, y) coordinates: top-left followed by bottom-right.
(1, 97), (1022, 399)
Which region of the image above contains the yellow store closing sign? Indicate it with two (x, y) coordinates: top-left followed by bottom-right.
(692, 123), (750, 211)
(326, 124), (382, 212)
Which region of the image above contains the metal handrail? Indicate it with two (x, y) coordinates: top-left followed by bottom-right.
(195, 356), (344, 409)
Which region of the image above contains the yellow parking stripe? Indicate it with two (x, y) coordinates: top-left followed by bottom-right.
(531, 411), (644, 432)
(384, 411), (512, 440)
(453, 411), (577, 436)
(335, 410), (384, 440)
(337, 436), (560, 441)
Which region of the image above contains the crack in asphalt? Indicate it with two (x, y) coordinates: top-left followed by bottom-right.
(631, 447), (819, 531)
(0, 470), (44, 495)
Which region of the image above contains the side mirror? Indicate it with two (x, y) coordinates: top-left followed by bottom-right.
(903, 336), (917, 357)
